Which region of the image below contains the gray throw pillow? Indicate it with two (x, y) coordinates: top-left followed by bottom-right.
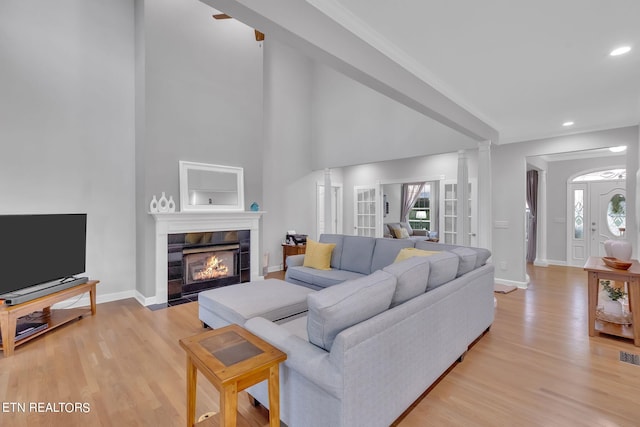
(383, 256), (430, 307)
(307, 270), (397, 351)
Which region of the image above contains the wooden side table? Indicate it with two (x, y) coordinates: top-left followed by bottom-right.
(179, 324), (287, 427)
(584, 257), (640, 346)
(282, 244), (306, 271)
(0, 280), (98, 357)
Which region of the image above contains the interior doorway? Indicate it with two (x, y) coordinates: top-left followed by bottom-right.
(567, 169), (626, 266)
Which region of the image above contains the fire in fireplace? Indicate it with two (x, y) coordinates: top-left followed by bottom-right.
(192, 255), (228, 281)
(167, 230), (250, 303)
(183, 245), (238, 284)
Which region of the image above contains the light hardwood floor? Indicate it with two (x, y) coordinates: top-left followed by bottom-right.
(1, 265), (639, 426)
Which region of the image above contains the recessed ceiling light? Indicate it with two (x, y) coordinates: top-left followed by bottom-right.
(610, 46), (631, 56)
(562, 121), (574, 127)
(609, 146), (627, 153)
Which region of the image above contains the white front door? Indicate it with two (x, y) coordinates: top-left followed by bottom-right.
(589, 181), (626, 257)
(568, 180), (626, 265)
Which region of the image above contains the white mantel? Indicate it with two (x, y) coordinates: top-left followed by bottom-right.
(150, 211), (264, 305)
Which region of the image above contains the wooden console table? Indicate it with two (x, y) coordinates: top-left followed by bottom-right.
(179, 324), (286, 427)
(584, 257), (640, 346)
(282, 244), (306, 271)
(0, 280), (98, 357)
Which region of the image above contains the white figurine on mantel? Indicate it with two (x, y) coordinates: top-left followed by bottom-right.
(158, 192), (169, 212)
(168, 196), (176, 212)
(149, 195), (159, 213)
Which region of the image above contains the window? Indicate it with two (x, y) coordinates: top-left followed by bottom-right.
(607, 193), (626, 236)
(573, 169), (626, 182)
(409, 184), (431, 231)
(574, 189), (584, 239)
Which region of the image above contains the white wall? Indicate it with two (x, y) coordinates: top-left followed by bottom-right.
(492, 126), (638, 286)
(310, 64), (478, 169)
(136, 0), (263, 297)
(0, 1), (136, 298)
(261, 39), (319, 271)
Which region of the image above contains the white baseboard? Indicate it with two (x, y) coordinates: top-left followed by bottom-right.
(533, 258), (549, 267)
(52, 289), (137, 309)
(546, 259), (568, 266)
(54, 278), (273, 309)
(135, 291), (158, 307)
(267, 265), (283, 273)
(495, 277), (529, 289)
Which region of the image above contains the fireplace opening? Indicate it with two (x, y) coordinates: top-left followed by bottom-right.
(167, 230), (250, 304)
(184, 245), (238, 285)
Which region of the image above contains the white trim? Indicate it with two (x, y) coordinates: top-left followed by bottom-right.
(150, 211), (264, 305)
(546, 259), (568, 266)
(267, 265), (283, 274)
(494, 277), (529, 289)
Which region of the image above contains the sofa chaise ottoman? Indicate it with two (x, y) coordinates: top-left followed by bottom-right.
(198, 278), (313, 329)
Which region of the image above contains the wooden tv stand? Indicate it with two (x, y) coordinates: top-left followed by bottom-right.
(0, 280), (99, 357)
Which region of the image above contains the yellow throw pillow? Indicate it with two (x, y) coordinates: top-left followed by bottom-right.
(393, 227), (410, 239)
(303, 239), (336, 270)
(394, 247), (440, 263)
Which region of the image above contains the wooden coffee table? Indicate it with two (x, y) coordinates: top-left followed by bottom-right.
(179, 324), (287, 427)
(584, 256), (640, 346)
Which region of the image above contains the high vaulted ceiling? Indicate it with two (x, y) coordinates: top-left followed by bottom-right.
(318, 0), (640, 144)
(203, 0), (640, 145)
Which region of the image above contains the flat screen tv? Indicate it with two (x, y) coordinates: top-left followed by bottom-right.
(0, 214), (87, 296)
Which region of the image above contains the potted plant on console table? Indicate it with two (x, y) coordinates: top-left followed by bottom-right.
(597, 280), (632, 325)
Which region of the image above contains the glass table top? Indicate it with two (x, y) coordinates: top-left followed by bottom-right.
(200, 330), (264, 367)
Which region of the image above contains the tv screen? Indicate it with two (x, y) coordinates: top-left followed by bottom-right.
(0, 214), (87, 295)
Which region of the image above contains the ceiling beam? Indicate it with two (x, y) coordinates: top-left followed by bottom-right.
(200, 0), (499, 142)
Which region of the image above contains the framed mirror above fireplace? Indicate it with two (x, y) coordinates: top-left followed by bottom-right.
(179, 161), (245, 211)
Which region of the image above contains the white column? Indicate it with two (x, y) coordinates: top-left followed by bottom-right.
(457, 150), (469, 246)
(534, 170), (549, 267)
(477, 141), (492, 251)
(324, 168), (333, 233)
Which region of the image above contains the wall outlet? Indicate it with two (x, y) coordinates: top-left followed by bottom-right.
(499, 261), (507, 270)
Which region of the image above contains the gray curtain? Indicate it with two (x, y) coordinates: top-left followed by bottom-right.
(526, 170), (538, 263)
(400, 183), (426, 222)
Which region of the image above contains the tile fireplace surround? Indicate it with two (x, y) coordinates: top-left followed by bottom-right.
(150, 211), (264, 305)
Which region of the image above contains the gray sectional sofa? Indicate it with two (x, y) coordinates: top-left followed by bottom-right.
(241, 234), (494, 427)
(286, 233), (491, 291)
